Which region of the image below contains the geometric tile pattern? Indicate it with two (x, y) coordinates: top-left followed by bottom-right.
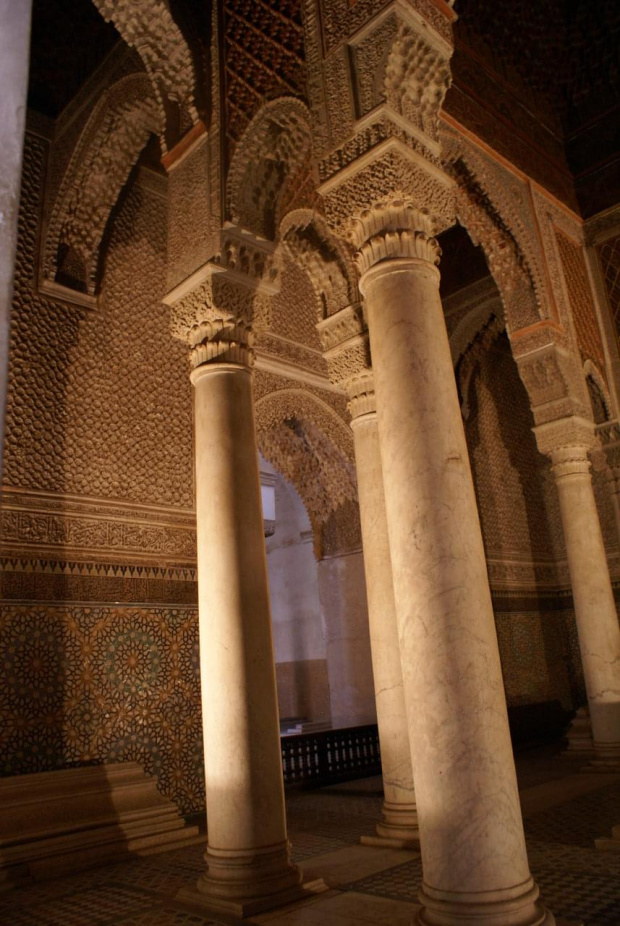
(525, 778), (620, 847)
(0, 604), (204, 814)
(339, 778), (620, 926)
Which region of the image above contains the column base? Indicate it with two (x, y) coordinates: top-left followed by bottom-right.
(360, 800), (421, 848)
(177, 878), (328, 918)
(415, 877), (556, 926)
(563, 707), (594, 757)
(177, 840), (324, 918)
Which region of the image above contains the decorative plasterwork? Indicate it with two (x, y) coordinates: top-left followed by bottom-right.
(279, 209), (359, 318)
(253, 350), (343, 394)
(254, 388), (354, 463)
(450, 294), (505, 367)
(456, 313), (505, 420)
(0, 489), (196, 565)
(93, 0), (199, 142)
(227, 98), (313, 240)
(383, 17), (452, 142)
(320, 143), (456, 250)
(316, 303), (371, 406)
(41, 74), (162, 301)
(254, 389), (357, 550)
(441, 128), (549, 329)
(584, 359), (613, 424)
(164, 225), (280, 370)
(352, 199), (442, 275)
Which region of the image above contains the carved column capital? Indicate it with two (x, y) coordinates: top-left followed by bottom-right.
(163, 226), (279, 372)
(164, 265), (255, 370)
(549, 445), (592, 480)
(351, 201), (442, 277)
(533, 416), (598, 460)
(346, 372), (377, 422)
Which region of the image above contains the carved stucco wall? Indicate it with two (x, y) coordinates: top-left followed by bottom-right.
(4, 132), (194, 507)
(464, 331), (565, 567)
(0, 128), (364, 806)
(461, 327), (601, 709)
(598, 234), (620, 350)
(555, 228), (606, 373)
(0, 130), (203, 812)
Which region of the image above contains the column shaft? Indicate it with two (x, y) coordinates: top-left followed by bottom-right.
(552, 448), (620, 761)
(362, 256), (552, 926)
(190, 361), (301, 909)
(352, 411), (419, 847)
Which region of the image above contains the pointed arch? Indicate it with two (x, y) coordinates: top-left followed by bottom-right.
(441, 128), (547, 333)
(42, 73), (162, 298)
(278, 209), (360, 320)
(227, 98), (313, 240)
(254, 389), (356, 543)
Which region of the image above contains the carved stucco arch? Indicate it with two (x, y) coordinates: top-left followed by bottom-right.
(449, 291), (505, 368)
(44, 73), (162, 296)
(453, 311), (506, 421)
(584, 359), (613, 424)
(278, 209), (360, 320)
(227, 98), (313, 240)
(254, 388), (357, 545)
(93, 0), (199, 142)
(440, 130), (546, 334)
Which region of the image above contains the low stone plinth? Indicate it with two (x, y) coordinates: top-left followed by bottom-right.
(0, 762), (202, 888)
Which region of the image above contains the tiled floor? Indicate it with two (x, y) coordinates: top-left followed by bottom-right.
(2, 748), (620, 926)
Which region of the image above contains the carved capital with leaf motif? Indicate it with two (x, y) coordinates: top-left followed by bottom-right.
(351, 200), (442, 276)
(163, 227), (279, 372)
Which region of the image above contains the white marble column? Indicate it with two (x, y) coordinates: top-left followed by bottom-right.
(349, 380), (419, 848)
(169, 302), (312, 915)
(0, 0), (32, 483)
(550, 446), (620, 765)
(357, 208), (554, 926)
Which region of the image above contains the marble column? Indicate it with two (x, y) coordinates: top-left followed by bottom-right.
(357, 207), (554, 926)
(550, 445), (620, 765)
(0, 0), (32, 483)
(349, 377), (419, 848)
(176, 320), (306, 917)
